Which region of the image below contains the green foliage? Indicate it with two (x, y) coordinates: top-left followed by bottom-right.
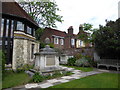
(22, 64), (34, 71)
(40, 42), (46, 48)
(93, 19), (120, 59)
(16, 64), (34, 73)
(74, 54), (96, 67)
(0, 50), (6, 79)
(35, 28), (44, 40)
(40, 42), (54, 49)
(83, 23), (93, 31)
(75, 57), (90, 67)
(32, 72), (44, 83)
(48, 43), (54, 48)
(74, 53), (83, 60)
(3, 71), (31, 89)
(19, 0), (63, 28)
(78, 23), (94, 43)
(67, 57), (77, 66)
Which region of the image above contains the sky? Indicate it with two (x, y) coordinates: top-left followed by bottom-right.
(54, 0), (120, 34)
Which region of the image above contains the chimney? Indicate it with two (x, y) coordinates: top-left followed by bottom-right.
(68, 26), (73, 35)
(79, 24), (83, 31)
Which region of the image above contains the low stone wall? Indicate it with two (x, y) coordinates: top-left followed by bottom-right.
(63, 47), (94, 57)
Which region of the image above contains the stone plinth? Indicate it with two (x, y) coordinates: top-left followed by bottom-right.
(34, 45), (60, 72)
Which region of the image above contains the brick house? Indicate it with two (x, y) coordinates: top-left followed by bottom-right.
(40, 26), (91, 51)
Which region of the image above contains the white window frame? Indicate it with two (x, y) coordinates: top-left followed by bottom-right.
(54, 37), (59, 44)
(17, 21), (24, 31)
(27, 26), (32, 34)
(71, 38), (75, 45)
(60, 39), (64, 45)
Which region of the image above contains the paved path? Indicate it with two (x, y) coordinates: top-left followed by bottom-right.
(23, 66), (102, 89)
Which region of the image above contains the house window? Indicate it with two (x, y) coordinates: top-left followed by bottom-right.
(27, 26), (32, 34)
(71, 38), (75, 45)
(6, 19), (9, 37)
(17, 21), (24, 31)
(33, 28), (35, 36)
(0, 19), (4, 37)
(60, 39), (64, 45)
(31, 44), (34, 59)
(54, 37), (59, 44)
(11, 20), (14, 38)
(80, 40), (85, 47)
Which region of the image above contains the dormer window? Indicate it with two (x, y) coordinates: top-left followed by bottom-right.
(17, 21), (24, 31)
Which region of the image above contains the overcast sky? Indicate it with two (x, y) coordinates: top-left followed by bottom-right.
(54, 0), (120, 34)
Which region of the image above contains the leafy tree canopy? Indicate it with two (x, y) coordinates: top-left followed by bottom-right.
(19, 0), (63, 28)
(78, 23), (95, 43)
(93, 19), (120, 59)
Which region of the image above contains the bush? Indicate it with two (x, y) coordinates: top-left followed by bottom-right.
(32, 72), (43, 83)
(67, 57), (77, 66)
(22, 64), (34, 71)
(75, 57), (90, 67)
(48, 43), (54, 48)
(16, 64), (34, 73)
(40, 42), (46, 49)
(74, 54), (83, 60)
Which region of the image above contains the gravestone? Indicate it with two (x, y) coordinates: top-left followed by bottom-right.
(34, 45), (60, 72)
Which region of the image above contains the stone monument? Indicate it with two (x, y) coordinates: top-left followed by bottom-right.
(34, 39), (60, 72)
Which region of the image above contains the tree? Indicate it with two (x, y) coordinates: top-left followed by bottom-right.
(93, 19), (120, 59)
(19, 0), (63, 28)
(78, 23), (94, 43)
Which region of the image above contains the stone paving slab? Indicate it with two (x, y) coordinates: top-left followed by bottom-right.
(47, 79), (60, 83)
(25, 83), (38, 88)
(61, 76), (75, 79)
(38, 82), (53, 88)
(71, 74), (82, 77)
(57, 79), (70, 83)
(66, 68), (74, 71)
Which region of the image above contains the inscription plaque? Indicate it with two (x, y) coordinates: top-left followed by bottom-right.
(46, 55), (55, 66)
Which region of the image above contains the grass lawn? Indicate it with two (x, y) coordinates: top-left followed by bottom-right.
(2, 71), (31, 89)
(62, 65), (93, 72)
(50, 73), (119, 88)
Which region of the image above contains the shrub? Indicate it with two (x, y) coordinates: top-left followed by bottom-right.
(64, 71), (72, 76)
(40, 42), (46, 49)
(32, 72), (43, 83)
(67, 57), (77, 66)
(22, 64), (34, 71)
(74, 54), (83, 60)
(75, 57), (90, 67)
(48, 43), (54, 48)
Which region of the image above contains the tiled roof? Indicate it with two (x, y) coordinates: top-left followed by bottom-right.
(45, 27), (67, 37)
(1, 2), (38, 27)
